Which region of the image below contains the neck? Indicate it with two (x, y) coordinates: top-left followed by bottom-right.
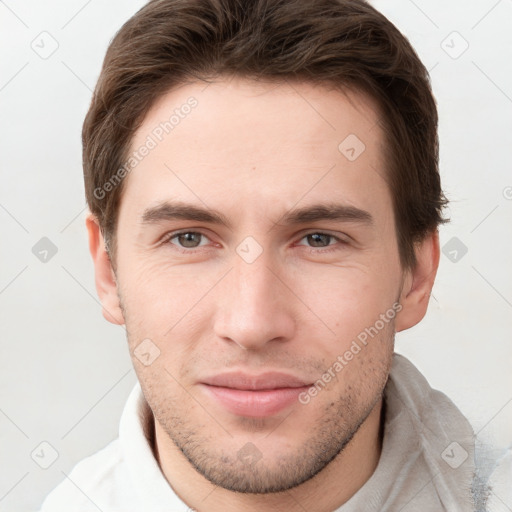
(154, 398), (384, 512)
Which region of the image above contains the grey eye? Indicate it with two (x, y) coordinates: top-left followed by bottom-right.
(305, 233), (333, 247)
(174, 232), (204, 248)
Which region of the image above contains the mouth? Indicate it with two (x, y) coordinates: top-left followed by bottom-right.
(199, 372), (312, 418)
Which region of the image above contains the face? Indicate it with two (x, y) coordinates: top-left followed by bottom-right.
(110, 78), (406, 492)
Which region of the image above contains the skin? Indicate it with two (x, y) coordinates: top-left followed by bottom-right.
(87, 77), (439, 511)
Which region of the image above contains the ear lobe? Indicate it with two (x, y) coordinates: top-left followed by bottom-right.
(395, 230), (440, 332)
(86, 214), (125, 325)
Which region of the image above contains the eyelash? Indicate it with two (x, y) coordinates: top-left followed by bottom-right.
(161, 230), (348, 254)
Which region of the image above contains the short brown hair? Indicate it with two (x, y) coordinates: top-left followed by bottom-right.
(83, 0), (448, 270)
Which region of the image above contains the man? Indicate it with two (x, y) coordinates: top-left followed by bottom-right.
(39, 0), (486, 510)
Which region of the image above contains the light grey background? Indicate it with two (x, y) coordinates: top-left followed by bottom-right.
(1, 1), (511, 510)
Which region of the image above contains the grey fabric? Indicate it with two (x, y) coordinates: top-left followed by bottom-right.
(335, 354), (479, 511)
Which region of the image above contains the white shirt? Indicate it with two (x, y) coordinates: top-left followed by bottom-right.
(39, 354), (487, 511)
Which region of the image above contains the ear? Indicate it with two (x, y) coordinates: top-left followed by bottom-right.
(86, 213), (125, 325)
(395, 230), (440, 332)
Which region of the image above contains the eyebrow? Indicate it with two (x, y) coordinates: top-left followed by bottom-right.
(141, 201), (373, 229)
(279, 203), (373, 226)
(141, 201), (232, 228)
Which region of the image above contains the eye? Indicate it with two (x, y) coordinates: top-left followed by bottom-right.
(297, 232), (341, 248)
(166, 231), (210, 249)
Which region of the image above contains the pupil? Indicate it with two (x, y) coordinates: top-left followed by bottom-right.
(179, 232), (200, 247)
(308, 233), (329, 247)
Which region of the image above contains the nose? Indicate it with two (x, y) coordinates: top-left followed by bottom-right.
(213, 253), (297, 351)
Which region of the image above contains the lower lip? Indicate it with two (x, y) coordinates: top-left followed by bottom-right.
(201, 385), (310, 417)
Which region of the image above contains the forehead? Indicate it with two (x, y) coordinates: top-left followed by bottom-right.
(122, 78), (391, 224)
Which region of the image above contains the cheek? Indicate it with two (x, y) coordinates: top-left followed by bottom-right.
(118, 257), (226, 340)
(294, 262), (400, 345)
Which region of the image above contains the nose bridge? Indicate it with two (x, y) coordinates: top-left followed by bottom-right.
(214, 247), (296, 349)
(236, 255), (277, 312)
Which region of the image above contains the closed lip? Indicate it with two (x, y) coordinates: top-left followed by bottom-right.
(201, 371), (311, 390)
